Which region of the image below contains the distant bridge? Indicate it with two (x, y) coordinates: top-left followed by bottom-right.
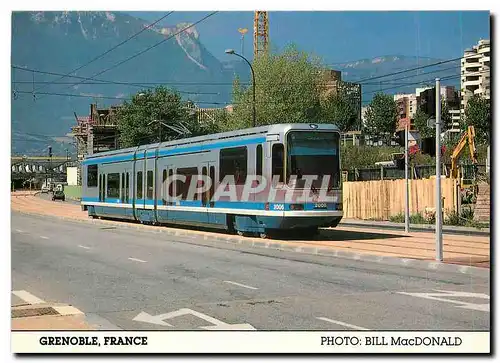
(11, 156), (76, 180)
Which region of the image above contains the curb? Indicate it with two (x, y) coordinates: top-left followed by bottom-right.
(339, 220), (490, 236)
(11, 303), (84, 318)
(12, 209), (489, 278)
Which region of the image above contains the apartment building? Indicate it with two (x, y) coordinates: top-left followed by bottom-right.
(394, 93), (418, 121)
(461, 39), (490, 110)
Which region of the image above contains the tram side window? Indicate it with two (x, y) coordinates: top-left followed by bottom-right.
(176, 167), (198, 200)
(146, 170), (154, 199)
(272, 143), (284, 184)
(256, 144), (263, 177)
(220, 147), (247, 185)
(121, 173), (125, 201)
(168, 169), (174, 200)
(137, 171), (143, 199)
(107, 173), (120, 198)
(98, 174), (102, 201)
(87, 165), (98, 187)
(162, 170), (167, 204)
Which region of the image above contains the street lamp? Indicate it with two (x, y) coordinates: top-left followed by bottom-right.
(225, 49), (256, 127)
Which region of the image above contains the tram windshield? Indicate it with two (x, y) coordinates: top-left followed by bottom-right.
(286, 131), (341, 189)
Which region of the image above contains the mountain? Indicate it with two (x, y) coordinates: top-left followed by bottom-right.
(11, 11), (240, 156)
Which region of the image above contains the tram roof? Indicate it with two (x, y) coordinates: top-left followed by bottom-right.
(85, 123), (340, 160)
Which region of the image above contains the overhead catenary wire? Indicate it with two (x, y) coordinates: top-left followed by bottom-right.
(13, 90), (229, 106)
(361, 70), (488, 98)
(353, 53), (471, 84)
(14, 68), (479, 107)
(11, 67), (220, 96)
(13, 60), (462, 90)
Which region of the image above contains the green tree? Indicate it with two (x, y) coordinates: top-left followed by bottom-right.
(363, 93), (398, 142)
(465, 95), (490, 144)
(320, 93), (358, 132)
(413, 108), (432, 139)
(226, 45), (327, 130)
(116, 87), (205, 148)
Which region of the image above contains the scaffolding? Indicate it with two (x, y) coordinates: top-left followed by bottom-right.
(72, 103), (120, 185)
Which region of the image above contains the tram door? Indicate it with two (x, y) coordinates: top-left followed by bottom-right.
(201, 162), (216, 224)
(98, 172), (106, 203)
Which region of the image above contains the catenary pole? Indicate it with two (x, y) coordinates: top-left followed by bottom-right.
(435, 78), (443, 261)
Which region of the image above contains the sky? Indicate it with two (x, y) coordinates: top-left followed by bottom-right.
(128, 11), (490, 63)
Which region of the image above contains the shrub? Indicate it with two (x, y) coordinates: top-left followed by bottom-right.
(389, 213), (405, 223)
(444, 210), (462, 226)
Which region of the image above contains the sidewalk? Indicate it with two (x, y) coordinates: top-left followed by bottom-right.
(11, 294), (94, 330)
(339, 218), (490, 236)
(11, 193), (490, 271)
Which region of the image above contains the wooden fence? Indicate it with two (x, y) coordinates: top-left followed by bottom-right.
(342, 178), (459, 220)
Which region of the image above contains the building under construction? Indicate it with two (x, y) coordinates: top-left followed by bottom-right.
(72, 103), (121, 184)
(321, 70), (362, 130)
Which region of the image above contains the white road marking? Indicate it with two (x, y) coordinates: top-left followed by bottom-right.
(39, 236), (49, 239)
(53, 305), (84, 316)
(12, 290), (46, 305)
(14, 229), (24, 233)
(133, 308), (256, 330)
(316, 317), (369, 331)
(397, 290), (490, 312)
(223, 280), (258, 290)
(128, 257), (147, 263)
(78, 245), (91, 250)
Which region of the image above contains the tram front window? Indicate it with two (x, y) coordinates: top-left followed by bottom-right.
(286, 131), (340, 189)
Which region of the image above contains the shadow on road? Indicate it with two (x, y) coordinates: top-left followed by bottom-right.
(268, 228), (407, 242)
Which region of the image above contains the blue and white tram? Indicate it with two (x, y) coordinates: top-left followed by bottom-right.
(81, 123), (343, 237)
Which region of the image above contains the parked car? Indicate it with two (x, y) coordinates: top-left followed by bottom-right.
(52, 190), (65, 202)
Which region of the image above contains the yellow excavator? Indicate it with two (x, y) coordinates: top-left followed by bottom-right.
(450, 125), (478, 189)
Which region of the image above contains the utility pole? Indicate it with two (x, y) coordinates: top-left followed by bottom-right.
(405, 119), (410, 233)
(48, 146), (52, 191)
(435, 78), (443, 261)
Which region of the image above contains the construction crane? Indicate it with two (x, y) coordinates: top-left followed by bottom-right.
(254, 11), (269, 58)
(450, 125), (478, 189)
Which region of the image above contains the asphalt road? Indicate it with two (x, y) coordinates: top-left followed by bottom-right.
(11, 212), (490, 331)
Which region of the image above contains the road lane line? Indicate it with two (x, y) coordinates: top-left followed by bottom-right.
(128, 257), (147, 263)
(39, 236), (49, 239)
(78, 245), (91, 250)
(224, 281), (258, 290)
(12, 290), (46, 305)
(316, 317), (369, 331)
(14, 229), (24, 233)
